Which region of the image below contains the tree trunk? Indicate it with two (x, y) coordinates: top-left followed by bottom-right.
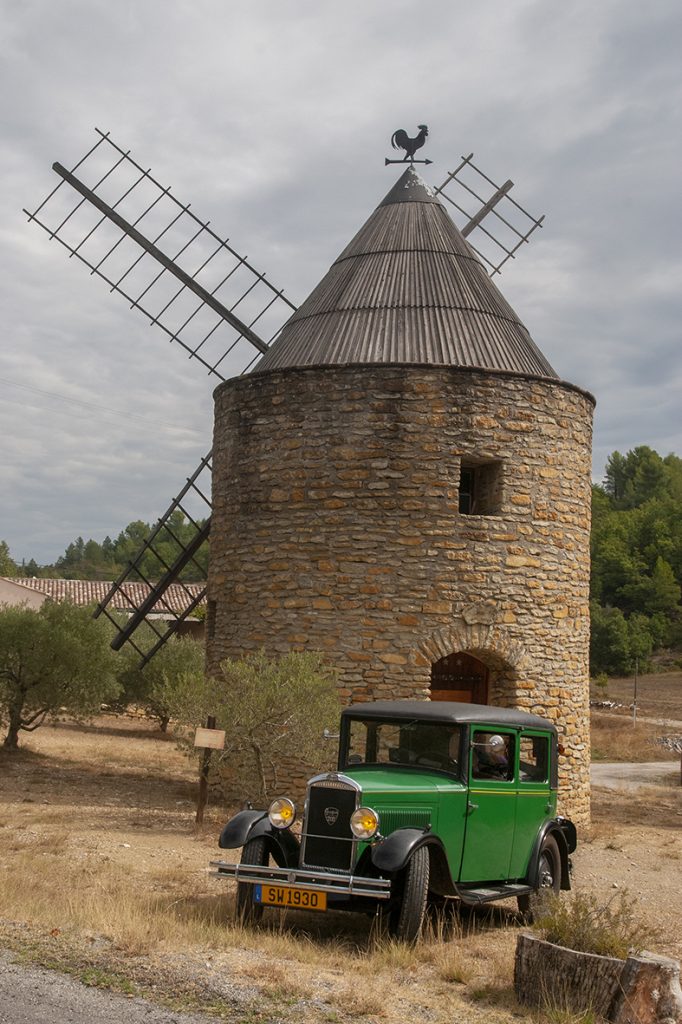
(250, 740), (268, 801)
(2, 703), (24, 750)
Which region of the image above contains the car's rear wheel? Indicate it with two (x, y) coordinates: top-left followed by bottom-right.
(389, 846), (430, 942)
(236, 836), (267, 925)
(518, 834), (561, 921)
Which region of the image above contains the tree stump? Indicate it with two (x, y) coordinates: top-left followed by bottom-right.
(611, 951), (682, 1024)
(515, 933), (682, 1022)
(514, 932), (623, 1018)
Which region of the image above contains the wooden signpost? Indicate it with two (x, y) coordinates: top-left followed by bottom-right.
(193, 716), (225, 825)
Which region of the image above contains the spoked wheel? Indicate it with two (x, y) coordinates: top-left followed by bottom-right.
(518, 834), (561, 922)
(388, 846), (430, 943)
(236, 836), (268, 925)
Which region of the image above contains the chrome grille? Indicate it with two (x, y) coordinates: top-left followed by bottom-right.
(301, 776), (359, 872)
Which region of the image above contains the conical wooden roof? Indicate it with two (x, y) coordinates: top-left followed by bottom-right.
(255, 166), (557, 379)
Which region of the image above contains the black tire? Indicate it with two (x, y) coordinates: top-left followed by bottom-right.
(389, 846), (430, 942)
(236, 836), (267, 925)
(518, 834), (561, 921)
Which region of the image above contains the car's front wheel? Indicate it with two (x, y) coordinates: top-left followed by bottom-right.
(389, 846), (430, 942)
(518, 834), (561, 921)
(236, 836), (267, 925)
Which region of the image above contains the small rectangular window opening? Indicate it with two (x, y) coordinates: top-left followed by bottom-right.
(459, 458), (503, 516)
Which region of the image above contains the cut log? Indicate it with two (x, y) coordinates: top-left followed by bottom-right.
(514, 932), (624, 1018)
(611, 951), (682, 1024)
(515, 933), (682, 1021)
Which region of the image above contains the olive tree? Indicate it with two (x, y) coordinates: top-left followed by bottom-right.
(0, 601), (120, 750)
(160, 649), (341, 802)
(117, 631), (204, 731)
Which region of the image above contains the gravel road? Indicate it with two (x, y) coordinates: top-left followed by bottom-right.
(591, 760), (680, 789)
(0, 953), (220, 1024)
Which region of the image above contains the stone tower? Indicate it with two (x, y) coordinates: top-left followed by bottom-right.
(207, 168), (595, 823)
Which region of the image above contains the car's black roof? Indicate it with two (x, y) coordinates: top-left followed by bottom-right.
(341, 700), (557, 734)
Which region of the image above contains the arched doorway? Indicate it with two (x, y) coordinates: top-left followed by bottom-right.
(430, 651), (489, 704)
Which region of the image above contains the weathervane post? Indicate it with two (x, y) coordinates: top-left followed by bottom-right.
(385, 124), (432, 165)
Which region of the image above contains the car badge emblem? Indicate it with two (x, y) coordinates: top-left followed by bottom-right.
(324, 806), (339, 826)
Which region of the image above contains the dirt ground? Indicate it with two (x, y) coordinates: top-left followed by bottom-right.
(0, 706), (681, 1023)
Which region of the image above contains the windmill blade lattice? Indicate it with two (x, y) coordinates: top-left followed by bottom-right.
(24, 129), (298, 380)
(434, 153), (544, 276)
(94, 451), (213, 667)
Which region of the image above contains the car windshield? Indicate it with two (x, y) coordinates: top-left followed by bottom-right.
(342, 718), (461, 774)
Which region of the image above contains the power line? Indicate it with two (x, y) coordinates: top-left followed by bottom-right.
(0, 375), (201, 431)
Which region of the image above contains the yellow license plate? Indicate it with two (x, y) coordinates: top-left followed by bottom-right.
(255, 884), (327, 911)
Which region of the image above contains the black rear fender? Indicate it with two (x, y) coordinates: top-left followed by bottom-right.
(527, 820), (572, 890)
(556, 816), (577, 855)
(218, 810), (300, 868)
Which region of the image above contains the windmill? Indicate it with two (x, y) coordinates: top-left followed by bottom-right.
(24, 126), (545, 665)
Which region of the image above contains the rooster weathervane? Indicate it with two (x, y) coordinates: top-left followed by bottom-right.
(385, 124), (432, 166)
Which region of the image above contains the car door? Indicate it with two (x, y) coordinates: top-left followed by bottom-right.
(458, 727), (517, 883)
(508, 730), (554, 879)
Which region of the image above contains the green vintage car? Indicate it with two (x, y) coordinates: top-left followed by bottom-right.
(211, 700), (577, 940)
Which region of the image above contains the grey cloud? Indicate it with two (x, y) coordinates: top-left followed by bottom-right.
(1, 0), (681, 563)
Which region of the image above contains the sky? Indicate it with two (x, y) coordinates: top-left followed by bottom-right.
(1, 0), (681, 566)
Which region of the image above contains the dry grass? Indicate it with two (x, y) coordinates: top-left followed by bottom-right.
(591, 669), (682, 721)
(0, 714), (537, 1024)
(3, 701), (680, 1023)
(590, 714), (679, 762)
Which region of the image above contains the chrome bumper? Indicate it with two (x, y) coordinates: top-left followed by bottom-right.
(209, 860), (392, 900)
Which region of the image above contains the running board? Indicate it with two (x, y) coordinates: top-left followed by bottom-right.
(456, 883), (532, 905)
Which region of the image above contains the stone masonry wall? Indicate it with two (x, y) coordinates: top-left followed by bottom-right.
(208, 365), (595, 824)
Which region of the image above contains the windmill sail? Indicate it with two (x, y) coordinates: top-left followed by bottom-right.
(93, 452), (213, 666)
(434, 153), (544, 276)
(24, 129), (297, 379)
(25, 129), (299, 662)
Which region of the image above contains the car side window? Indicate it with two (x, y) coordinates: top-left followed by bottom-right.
(519, 734), (549, 783)
(347, 720), (369, 764)
(471, 731), (514, 781)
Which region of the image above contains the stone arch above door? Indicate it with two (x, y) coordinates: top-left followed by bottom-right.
(418, 616), (527, 708)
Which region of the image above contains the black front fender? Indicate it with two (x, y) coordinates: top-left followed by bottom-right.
(218, 810), (267, 849)
(370, 828), (454, 894)
(218, 810), (300, 868)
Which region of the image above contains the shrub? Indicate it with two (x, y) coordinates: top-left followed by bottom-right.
(160, 648), (341, 802)
(535, 891), (658, 960)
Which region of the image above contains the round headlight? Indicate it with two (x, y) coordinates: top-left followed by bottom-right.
(268, 797), (296, 829)
(350, 806), (379, 840)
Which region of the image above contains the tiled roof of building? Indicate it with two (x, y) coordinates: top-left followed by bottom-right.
(3, 577), (206, 616)
(255, 166), (557, 380)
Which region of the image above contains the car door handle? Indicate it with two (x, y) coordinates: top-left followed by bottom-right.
(467, 801), (479, 815)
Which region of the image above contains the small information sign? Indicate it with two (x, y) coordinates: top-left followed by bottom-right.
(194, 727), (225, 750)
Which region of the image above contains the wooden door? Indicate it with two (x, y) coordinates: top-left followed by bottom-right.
(430, 652), (488, 704)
